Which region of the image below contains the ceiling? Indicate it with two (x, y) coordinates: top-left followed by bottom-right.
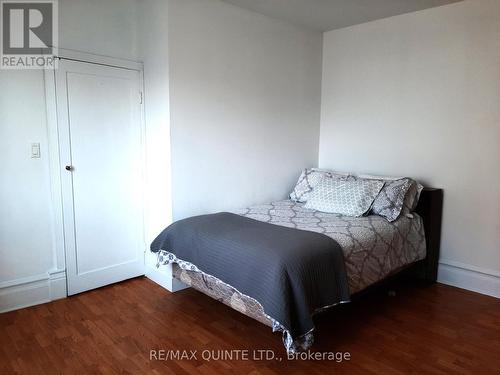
(221, 0), (463, 32)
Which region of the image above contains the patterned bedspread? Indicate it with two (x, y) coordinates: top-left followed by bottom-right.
(231, 199), (426, 294)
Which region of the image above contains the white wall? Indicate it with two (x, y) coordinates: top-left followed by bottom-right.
(0, 71), (54, 282)
(137, 0), (186, 292)
(59, 0), (139, 60)
(137, 0), (172, 245)
(168, 0), (323, 220)
(320, 0), (500, 293)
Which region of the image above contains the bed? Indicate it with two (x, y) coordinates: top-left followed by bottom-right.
(152, 187), (443, 352)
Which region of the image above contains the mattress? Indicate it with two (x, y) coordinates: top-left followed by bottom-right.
(169, 199), (426, 342)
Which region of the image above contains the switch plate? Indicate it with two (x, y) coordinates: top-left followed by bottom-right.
(31, 143), (41, 158)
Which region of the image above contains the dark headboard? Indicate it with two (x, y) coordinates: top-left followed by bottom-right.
(414, 188), (444, 283)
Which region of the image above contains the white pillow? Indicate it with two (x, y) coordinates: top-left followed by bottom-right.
(304, 177), (385, 217)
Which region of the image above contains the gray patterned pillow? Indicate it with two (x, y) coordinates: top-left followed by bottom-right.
(370, 178), (412, 222)
(402, 180), (424, 214)
(304, 178), (385, 217)
(290, 168), (350, 203)
(358, 173), (423, 217)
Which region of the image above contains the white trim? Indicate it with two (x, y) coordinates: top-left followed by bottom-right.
(145, 264), (188, 293)
(48, 269), (67, 301)
(55, 48), (143, 71)
(44, 68), (66, 272)
(439, 259), (500, 278)
(438, 261), (500, 299)
(0, 269), (67, 313)
(138, 69), (148, 260)
(0, 273), (49, 289)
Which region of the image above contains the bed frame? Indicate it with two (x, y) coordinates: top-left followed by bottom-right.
(408, 187), (444, 283)
(171, 187), (443, 295)
(168, 187), (444, 347)
(350, 187), (444, 301)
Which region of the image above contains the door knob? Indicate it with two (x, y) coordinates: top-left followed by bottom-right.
(65, 165), (73, 171)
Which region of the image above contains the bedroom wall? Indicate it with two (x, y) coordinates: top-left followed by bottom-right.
(138, 0), (172, 245)
(320, 0), (500, 296)
(59, 0), (139, 60)
(168, 0), (323, 220)
(0, 0), (141, 312)
(0, 72), (55, 284)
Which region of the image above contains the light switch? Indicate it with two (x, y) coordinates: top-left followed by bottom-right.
(31, 143), (41, 158)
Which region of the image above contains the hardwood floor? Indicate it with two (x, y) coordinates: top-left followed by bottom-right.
(1, 278), (499, 375)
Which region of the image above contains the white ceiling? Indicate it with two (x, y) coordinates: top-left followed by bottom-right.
(221, 0), (463, 32)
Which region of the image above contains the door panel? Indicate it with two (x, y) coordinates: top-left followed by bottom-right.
(56, 60), (145, 295)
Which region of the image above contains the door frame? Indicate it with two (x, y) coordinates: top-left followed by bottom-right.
(44, 48), (147, 296)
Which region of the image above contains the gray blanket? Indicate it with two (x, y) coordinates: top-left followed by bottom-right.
(150, 212), (350, 343)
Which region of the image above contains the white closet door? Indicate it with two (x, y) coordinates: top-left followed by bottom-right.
(56, 59), (146, 295)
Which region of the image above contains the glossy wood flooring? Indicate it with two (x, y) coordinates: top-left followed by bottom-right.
(1, 277), (499, 375)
